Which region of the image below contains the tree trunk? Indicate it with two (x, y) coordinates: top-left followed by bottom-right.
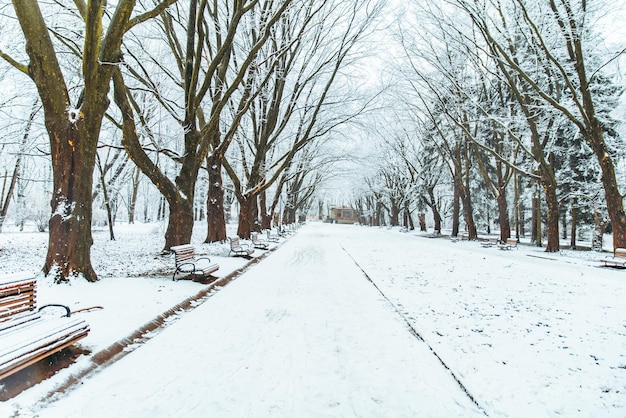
(205, 154), (227, 243)
(497, 186), (511, 242)
(452, 174), (461, 237)
(128, 167), (140, 224)
(165, 199), (194, 250)
(251, 195), (260, 231)
(458, 169), (477, 239)
(418, 213), (427, 231)
(406, 208), (415, 231)
(460, 192), (477, 240)
(514, 171), (520, 239)
(587, 123), (626, 250)
(96, 155), (115, 241)
(534, 194), (543, 247)
(427, 187), (442, 234)
(0, 167), (18, 235)
(374, 202), (381, 227)
(237, 196), (254, 239)
(543, 180), (560, 252)
(0, 100), (37, 233)
(260, 190), (271, 230)
(570, 199), (577, 249)
(567, 24), (626, 251)
(592, 209), (605, 252)
(389, 202), (399, 226)
(44, 124), (98, 283)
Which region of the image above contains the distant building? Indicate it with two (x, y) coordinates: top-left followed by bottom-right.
(329, 206), (358, 224)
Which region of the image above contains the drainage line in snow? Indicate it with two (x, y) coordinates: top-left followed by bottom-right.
(35, 247), (278, 410)
(341, 245), (488, 416)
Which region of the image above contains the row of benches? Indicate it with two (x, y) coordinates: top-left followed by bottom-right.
(454, 235), (519, 250)
(460, 235), (626, 268)
(479, 238), (518, 250)
(0, 229), (292, 382)
(171, 230), (286, 281)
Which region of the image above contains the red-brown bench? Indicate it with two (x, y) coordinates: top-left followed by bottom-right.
(251, 232), (269, 250)
(228, 237), (254, 257)
(601, 248), (626, 268)
(498, 238), (518, 250)
(0, 275), (90, 380)
(171, 244), (219, 281)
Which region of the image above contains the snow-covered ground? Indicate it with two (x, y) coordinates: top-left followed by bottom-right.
(0, 221), (625, 417)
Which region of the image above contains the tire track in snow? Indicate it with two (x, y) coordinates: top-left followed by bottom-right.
(340, 244), (489, 416)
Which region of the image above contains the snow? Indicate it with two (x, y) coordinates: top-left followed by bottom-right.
(0, 222), (625, 417)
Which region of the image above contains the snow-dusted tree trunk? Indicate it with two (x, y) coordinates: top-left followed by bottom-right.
(205, 153), (227, 243)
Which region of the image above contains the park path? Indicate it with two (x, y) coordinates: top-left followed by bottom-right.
(36, 225), (483, 417)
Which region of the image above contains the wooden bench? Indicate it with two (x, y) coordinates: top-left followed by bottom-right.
(498, 238), (518, 250)
(279, 224), (296, 237)
(250, 232), (269, 250)
(266, 229), (279, 243)
(228, 237), (254, 257)
(601, 248), (626, 268)
(0, 275), (90, 380)
(480, 238), (499, 248)
(451, 232), (468, 242)
(171, 244), (219, 281)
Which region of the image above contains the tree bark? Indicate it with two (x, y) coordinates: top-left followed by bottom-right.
(44, 122), (98, 282)
(260, 190), (272, 230)
(570, 199), (577, 249)
(496, 186), (511, 241)
(543, 179), (560, 252)
(165, 199), (194, 250)
(128, 167), (140, 224)
(452, 175), (461, 237)
(205, 153), (227, 243)
(426, 187), (442, 234)
(389, 202), (399, 226)
(592, 209), (605, 252)
(96, 154), (115, 241)
(237, 196), (253, 239)
(418, 213), (427, 231)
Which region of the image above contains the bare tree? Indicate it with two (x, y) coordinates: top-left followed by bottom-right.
(1, 1), (176, 282)
(226, 0), (384, 238)
(453, 0), (626, 250)
(116, 0), (293, 248)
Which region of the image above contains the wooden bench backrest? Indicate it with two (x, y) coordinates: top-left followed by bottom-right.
(171, 244), (196, 265)
(615, 248), (626, 259)
(506, 238), (517, 245)
(230, 237), (242, 248)
(0, 278), (37, 323)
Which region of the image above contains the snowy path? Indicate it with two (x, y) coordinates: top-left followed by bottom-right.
(35, 226), (484, 417)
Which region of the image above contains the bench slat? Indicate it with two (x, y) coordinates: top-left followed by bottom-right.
(0, 318), (89, 380)
(0, 316), (88, 354)
(0, 312), (40, 333)
(0, 286), (37, 318)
